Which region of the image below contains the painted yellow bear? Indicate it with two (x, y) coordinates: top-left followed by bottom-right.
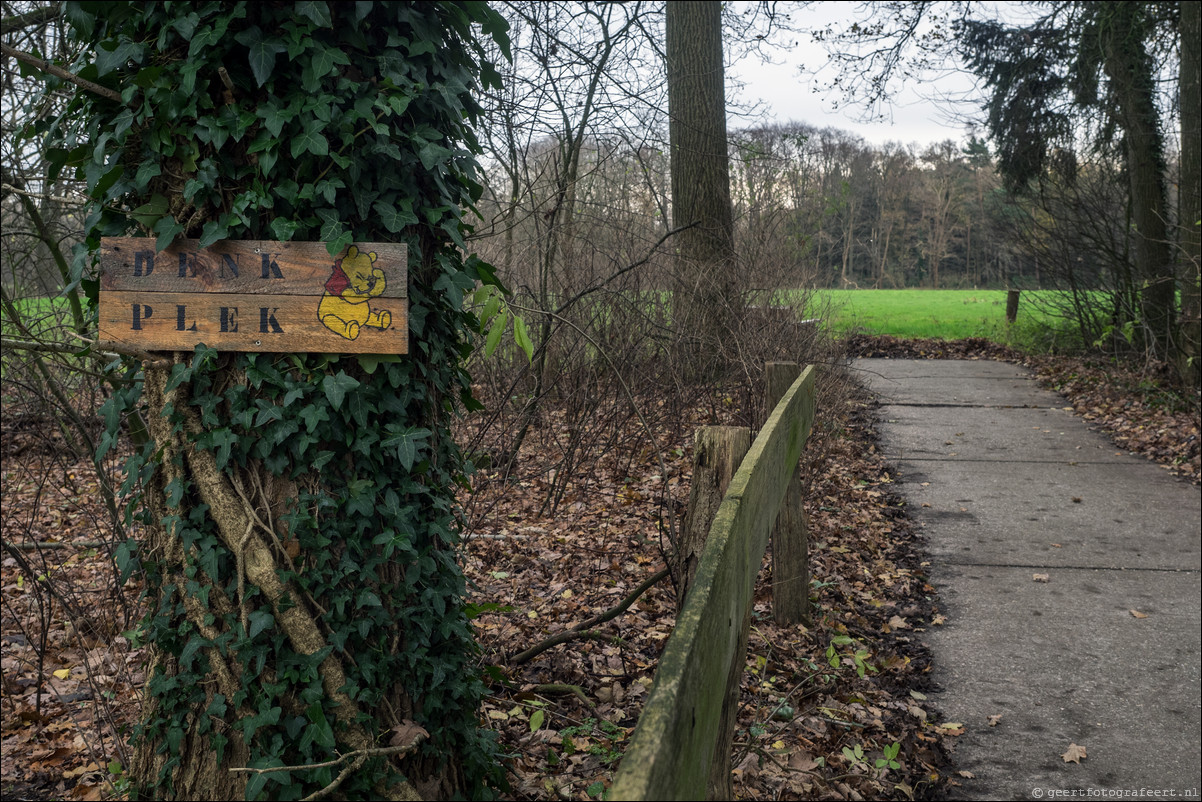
(318, 245), (391, 340)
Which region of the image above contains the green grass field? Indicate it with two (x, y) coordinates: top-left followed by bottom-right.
(805, 289), (1070, 343)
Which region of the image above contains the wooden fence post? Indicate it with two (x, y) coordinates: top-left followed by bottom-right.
(675, 427), (751, 604)
(1006, 289), (1020, 323)
(675, 426), (751, 800)
(765, 362), (810, 626)
(609, 366), (816, 801)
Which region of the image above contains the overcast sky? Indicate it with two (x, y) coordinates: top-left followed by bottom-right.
(725, 2), (994, 148)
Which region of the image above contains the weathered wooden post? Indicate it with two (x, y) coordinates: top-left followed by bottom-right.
(673, 426), (751, 800)
(765, 362), (810, 626)
(675, 427), (751, 602)
(1006, 289), (1021, 323)
(610, 366), (816, 800)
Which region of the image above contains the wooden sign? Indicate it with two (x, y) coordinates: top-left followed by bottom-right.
(99, 239), (408, 354)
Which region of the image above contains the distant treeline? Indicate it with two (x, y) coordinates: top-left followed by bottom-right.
(473, 120), (1172, 293)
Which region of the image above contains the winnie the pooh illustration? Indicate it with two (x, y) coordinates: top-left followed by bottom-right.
(318, 245), (392, 340)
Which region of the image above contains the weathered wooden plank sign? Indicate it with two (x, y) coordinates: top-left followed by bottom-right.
(99, 239), (408, 354)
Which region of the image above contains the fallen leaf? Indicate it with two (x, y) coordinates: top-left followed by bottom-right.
(1130, 609), (1148, 619)
(733, 751), (760, 782)
(1062, 743), (1087, 763)
(958, 770), (975, 778)
(389, 720), (429, 748)
(909, 690), (927, 701)
(936, 722), (965, 736)
(53, 668), (71, 680)
(888, 615), (909, 630)
(987, 714), (1003, 727)
(1032, 573), (1050, 583)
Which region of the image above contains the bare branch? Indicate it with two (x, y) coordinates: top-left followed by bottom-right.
(509, 566), (670, 665)
(0, 2), (61, 35)
(1, 42), (124, 103)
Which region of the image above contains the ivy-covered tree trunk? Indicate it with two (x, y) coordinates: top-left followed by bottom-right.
(1179, 0), (1201, 388)
(48, 2), (508, 799)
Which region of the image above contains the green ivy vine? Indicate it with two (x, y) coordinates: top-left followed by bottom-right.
(40, 1), (511, 798)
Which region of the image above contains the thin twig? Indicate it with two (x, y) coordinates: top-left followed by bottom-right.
(229, 734), (426, 776)
(66, 333), (172, 368)
(509, 566), (670, 665)
(5, 540), (113, 551)
(0, 182), (88, 206)
(1, 43), (125, 103)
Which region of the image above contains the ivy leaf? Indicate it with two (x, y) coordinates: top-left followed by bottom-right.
(291, 126), (329, 158)
(130, 194), (169, 228)
(235, 26), (285, 87)
(295, 0), (333, 27)
(321, 372), (360, 410)
(198, 219), (228, 249)
(382, 427), (431, 471)
(247, 610), (274, 639)
(153, 215), (184, 252)
(373, 199), (419, 233)
(269, 218), (301, 241)
(134, 162), (161, 190)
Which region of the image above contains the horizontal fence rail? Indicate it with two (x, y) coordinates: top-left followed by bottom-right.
(610, 365), (817, 801)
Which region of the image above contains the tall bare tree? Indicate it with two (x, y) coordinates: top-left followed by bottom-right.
(666, 0), (737, 370)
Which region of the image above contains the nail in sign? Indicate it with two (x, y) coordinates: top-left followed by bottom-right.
(99, 239), (408, 354)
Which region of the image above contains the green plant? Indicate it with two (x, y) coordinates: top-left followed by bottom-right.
(560, 718), (626, 765)
(841, 742), (868, 770)
(827, 635), (877, 678)
(875, 741), (902, 773)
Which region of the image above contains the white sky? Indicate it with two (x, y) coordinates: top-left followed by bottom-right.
(725, 2), (993, 148)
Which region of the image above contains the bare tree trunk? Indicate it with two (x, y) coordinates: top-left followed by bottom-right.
(667, 0), (737, 373)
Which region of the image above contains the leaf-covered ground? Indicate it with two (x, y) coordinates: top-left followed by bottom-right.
(2, 338), (1197, 800)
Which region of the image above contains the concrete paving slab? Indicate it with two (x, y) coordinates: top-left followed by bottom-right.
(890, 458), (1201, 571)
(853, 357), (1202, 799)
(925, 566), (1200, 800)
(856, 358), (1051, 407)
(874, 404), (1131, 464)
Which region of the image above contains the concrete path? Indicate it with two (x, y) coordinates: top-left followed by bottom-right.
(854, 358), (1201, 800)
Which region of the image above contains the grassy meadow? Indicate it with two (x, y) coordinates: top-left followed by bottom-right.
(804, 289), (1072, 343)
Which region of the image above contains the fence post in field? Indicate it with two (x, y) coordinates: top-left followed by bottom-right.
(674, 427), (751, 603)
(765, 362), (810, 626)
(1006, 289), (1020, 323)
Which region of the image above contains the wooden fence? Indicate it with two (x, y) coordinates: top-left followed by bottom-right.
(610, 363), (817, 800)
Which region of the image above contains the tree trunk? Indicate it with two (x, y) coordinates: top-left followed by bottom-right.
(666, 0), (737, 374)
(1179, 0), (1201, 387)
(1099, 1), (1176, 359)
